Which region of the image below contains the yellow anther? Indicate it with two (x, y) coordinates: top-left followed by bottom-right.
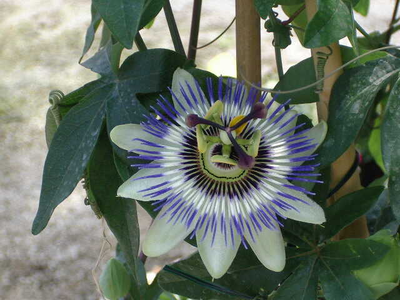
(247, 130), (262, 157)
(196, 125), (208, 153)
(229, 115), (247, 135)
(211, 155), (238, 166)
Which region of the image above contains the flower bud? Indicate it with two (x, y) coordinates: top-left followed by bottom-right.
(99, 258), (131, 300)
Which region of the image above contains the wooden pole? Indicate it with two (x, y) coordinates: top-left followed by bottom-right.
(235, 0), (261, 85)
(305, 0), (369, 239)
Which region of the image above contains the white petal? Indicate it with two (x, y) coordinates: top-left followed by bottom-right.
(142, 205), (195, 257)
(172, 68), (208, 117)
(196, 222), (240, 279)
(244, 222), (286, 272)
(293, 120), (327, 161)
(258, 110), (298, 138)
(272, 179), (326, 224)
(117, 166), (179, 201)
(110, 124), (172, 152)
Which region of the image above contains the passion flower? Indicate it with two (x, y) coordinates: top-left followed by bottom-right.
(111, 68), (327, 278)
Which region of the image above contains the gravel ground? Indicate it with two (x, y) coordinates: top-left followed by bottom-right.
(1, 0), (398, 299)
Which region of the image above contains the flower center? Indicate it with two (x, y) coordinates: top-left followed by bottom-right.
(186, 100), (266, 170)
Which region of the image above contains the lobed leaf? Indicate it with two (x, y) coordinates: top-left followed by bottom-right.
(32, 85), (113, 234)
(80, 4), (102, 62)
(273, 256), (319, 300)
(93, 0), (146, 49)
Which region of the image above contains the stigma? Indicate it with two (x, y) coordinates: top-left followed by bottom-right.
(185, 101), (266, 170)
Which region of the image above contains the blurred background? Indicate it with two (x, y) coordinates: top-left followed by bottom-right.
(0, 0), (398, 299)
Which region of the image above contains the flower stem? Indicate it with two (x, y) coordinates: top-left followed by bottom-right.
(355, 21), (371, 41)
(163, 0), (186, 57)
(281, 4), (305, 26)
(134, 32), (147, 51)
(188, 0), (202, 61)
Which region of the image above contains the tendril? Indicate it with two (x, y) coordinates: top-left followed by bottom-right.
(240, 45), (400, 95)
(195, 17), (236, 49)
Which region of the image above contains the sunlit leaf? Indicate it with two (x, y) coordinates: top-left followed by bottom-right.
(304, 0), (352, 48)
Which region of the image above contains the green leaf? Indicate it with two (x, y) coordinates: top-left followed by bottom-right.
(321, 186), (384, 240)
(88, 131), (141, 298)
(59, 78), (110, 108)
(254, 0), (275, 19)
(319, 239), (390, 300)
(380, 286), (400, 300)
(106, 49), (186, 132)
(274, 57), (319, 104)
(158, 247), (300, 300)
(317, 56), (400, 168)
(354, 0), (369, 16)
(80, 4), (102, 62)
(367, 189), (399, 235)
(32, 85), (113, 234)
(139, 0), (165, 29)
(273, 256), (319, 300)
(304, 0), (353, 48)
(81, 40), (115, 76)
(99, 258), (131, 300)
(321, 239), (390, 270)
(93, 0), (146, 49)
(381, 76), (400, 220)
(319, 263), (375, 300)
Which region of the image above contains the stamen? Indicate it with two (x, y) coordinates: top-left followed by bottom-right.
(185, 114), (225, 130)
(226, 131), (255, 170)
(210, 155), (238, 166)
(230, 103), (267, 131)
(247, 130), (261, 157)
(196, 125), (208, 153)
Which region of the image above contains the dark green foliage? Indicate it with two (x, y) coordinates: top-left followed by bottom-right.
(382, 77), (400, 220)
(273, 57), (318, 104)
(320, 186), (384, 240)
(304, 0), (353, 48)
(317, 56), (400, 168)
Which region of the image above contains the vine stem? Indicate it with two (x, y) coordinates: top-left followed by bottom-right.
(235, 0), (261, 85)
(164, 0), (186, 57)
(305, 0), (369, 239)
(386, 0), (400, 44)
(188, 0), (202, 61)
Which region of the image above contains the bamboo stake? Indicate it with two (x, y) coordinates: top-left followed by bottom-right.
(235, 0), (261, 84)
(305, 0), (369, 239)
